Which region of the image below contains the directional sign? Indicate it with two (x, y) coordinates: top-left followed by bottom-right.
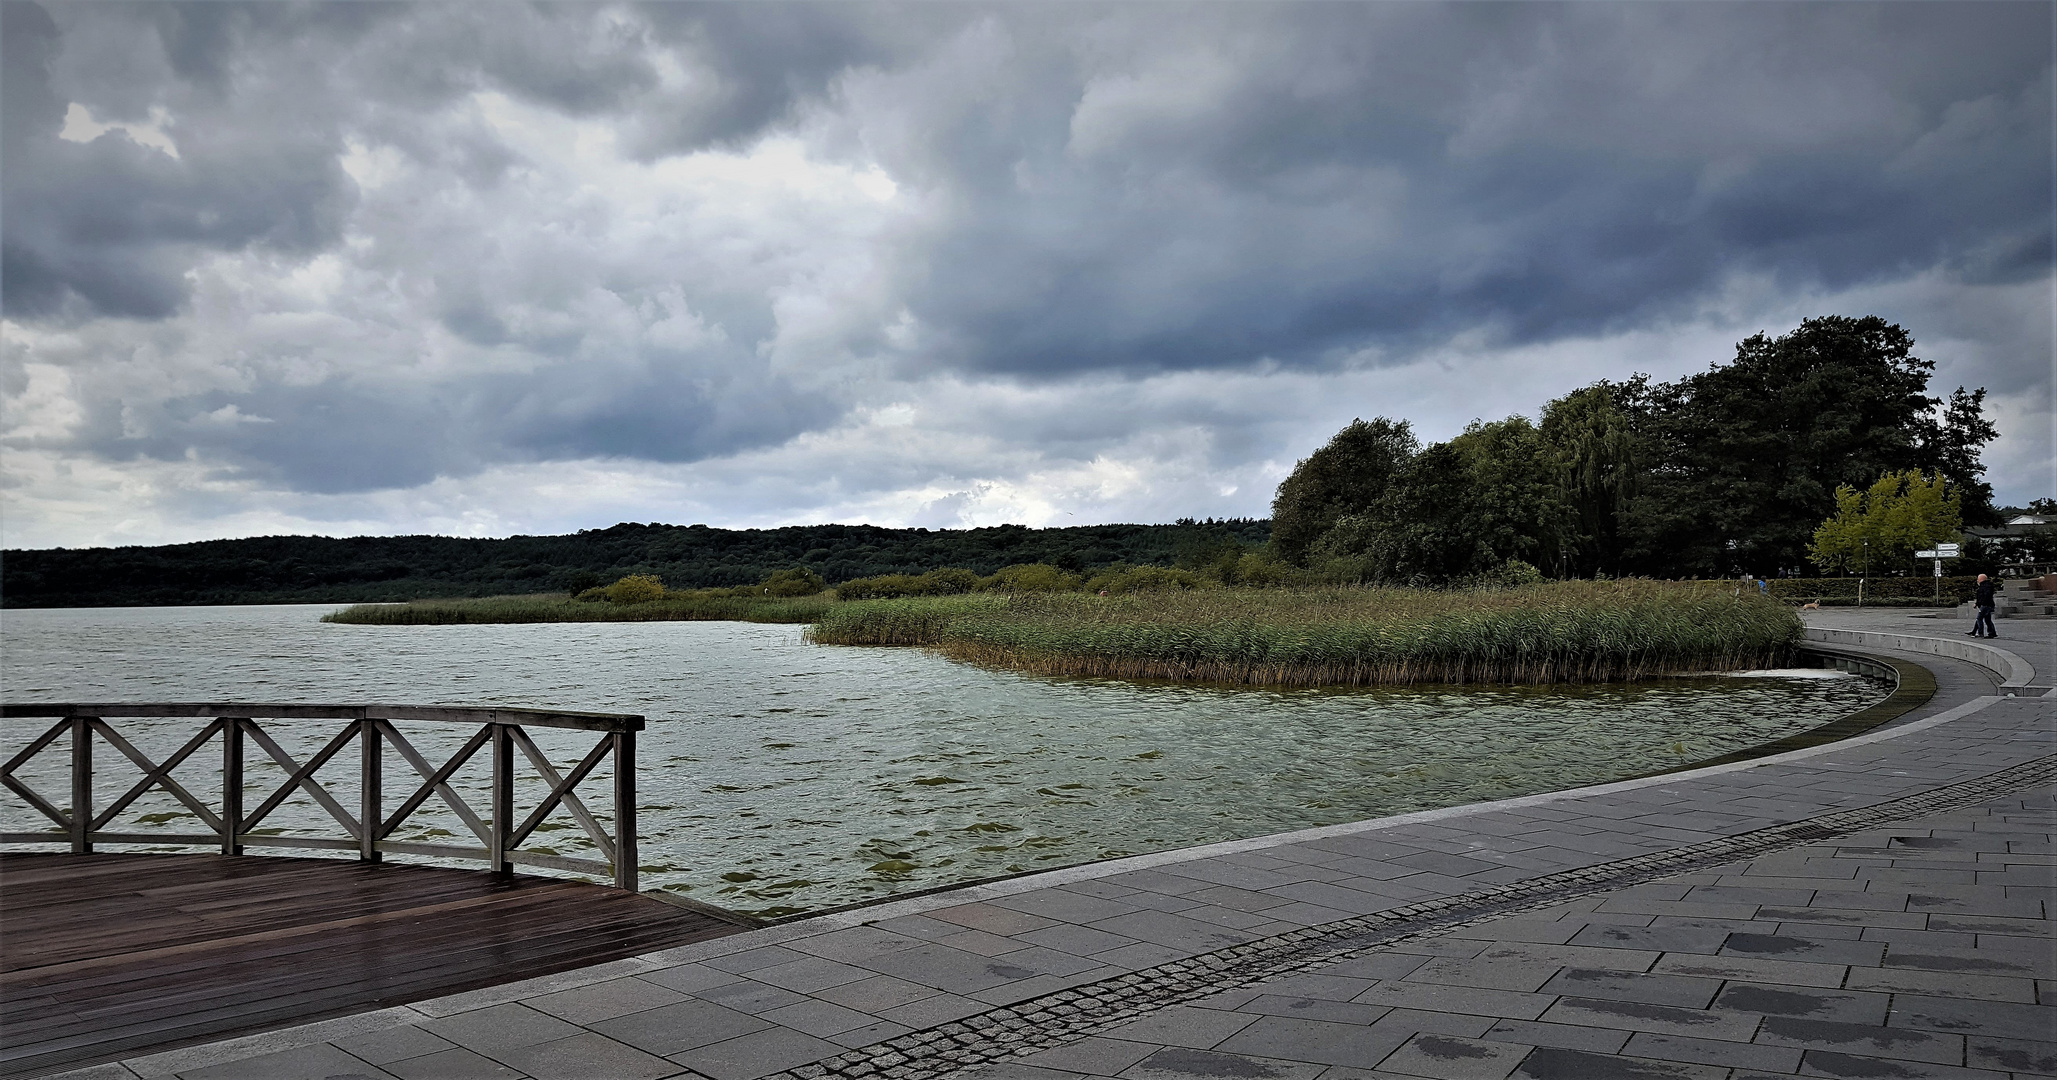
(1937, 543), (1961, 554)
(1915, 550), (1941, 559)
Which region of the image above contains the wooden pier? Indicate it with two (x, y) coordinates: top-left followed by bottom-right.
(0, 702), (749, 1078)
(0, 852), (745, 1078)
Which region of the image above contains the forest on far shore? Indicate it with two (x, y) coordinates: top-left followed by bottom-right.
(0, 519), (1270, 608)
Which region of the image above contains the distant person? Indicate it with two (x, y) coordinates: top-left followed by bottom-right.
(1970, 573), (1997, 638)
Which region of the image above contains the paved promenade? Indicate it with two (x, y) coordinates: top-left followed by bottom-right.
(1801, 607), (2054, 695)
(49, 628), (2054, 1080)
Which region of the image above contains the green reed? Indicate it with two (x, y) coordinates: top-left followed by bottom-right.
(806, 595), (1002, 644)
(809, 581), (1801, 686)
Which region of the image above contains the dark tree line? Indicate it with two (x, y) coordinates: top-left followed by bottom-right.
(0, 519), (1269, 608)
(1272, 317), (2001, 582)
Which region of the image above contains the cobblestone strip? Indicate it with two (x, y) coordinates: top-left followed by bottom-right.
(771, 752), (2057, 1080)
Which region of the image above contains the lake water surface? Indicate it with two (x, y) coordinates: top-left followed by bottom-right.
(1, 605), (1883, 915)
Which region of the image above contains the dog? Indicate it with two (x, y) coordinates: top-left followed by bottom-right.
(1800, 599), (1821, 610)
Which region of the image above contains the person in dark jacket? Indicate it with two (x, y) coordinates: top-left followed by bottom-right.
(1970, 574), (1998, 638)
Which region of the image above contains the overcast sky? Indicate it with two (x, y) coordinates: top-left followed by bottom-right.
(3, 2), (2050, 550)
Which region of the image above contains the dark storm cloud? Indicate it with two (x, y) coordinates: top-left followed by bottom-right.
(1, 1), (2047, 514)
(867, 3), (2051, 377)
(624, 3), (945, 156)
(2, 2), (363, 318)
(0, 1), (668, 321)
(89, 352), (839, 494)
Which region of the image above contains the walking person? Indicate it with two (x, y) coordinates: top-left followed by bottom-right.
(1970, 573), (1998, 638)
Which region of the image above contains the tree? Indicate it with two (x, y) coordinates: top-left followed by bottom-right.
(1316, 441), (1477, 583)
(1539, 379), (1648, 577)
(1306, 417), (1570, 585)
(1922, 387), (2000, 524)
(1270, 418), (1416, 565)
(1807, 485), (1870, 576)
(1625, 316), (1980, 576)
(1444, 417), (1572, 574)
(1808, 471), (1963, 575)
(1874, 471), (1964, 561)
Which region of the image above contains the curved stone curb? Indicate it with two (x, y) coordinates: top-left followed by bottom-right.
(1803, 625), (2037, 689)
(774, 751), (2057, 1080)
(1629, 646), (1931, 777)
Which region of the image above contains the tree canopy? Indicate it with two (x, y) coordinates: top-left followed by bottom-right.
(1624, 315), (1993, 575)
(1268, 418), (1416, 564)
(1270, 316), (1998, 581)
(1808, 471), (1964, 575)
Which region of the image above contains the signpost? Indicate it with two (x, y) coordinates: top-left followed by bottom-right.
(1914, 544), (1962, 602)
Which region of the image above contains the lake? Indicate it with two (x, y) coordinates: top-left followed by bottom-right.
(0, 604), (1884, 916)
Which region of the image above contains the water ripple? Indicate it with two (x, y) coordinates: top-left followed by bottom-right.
(1, 605), (1883, 916)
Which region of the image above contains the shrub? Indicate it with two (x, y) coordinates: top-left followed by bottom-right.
(1084, 564), (1209, 594)
(834, 573), (925, 600)
(1463, 559), (1545, 589)
(834, 567), (985, 601)
(601, 574), (667, 603)
(921, 567), (983, 594)
(1764, 576), (1978, 605)
(980, 563), (1082, 593)
(758, 567), (828, 597)
(1232, 552), (1318, 588)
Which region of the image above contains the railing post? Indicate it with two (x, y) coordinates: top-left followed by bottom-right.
(489, 724), (512, 876)
(222, 718), (244, 855)
(69, 715), (93, 854)
(613, 730), (637, 892)
(359, 718), (381, 863)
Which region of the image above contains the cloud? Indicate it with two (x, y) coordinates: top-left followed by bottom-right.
(1, 1), (2049, 548)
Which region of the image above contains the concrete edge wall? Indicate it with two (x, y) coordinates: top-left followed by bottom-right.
(1801, 626), (2036, 690)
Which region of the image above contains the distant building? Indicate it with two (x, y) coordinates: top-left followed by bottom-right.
(1970, 514), (2053, 542)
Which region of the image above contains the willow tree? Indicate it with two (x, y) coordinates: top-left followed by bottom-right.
(1540, 379), (1647, 577)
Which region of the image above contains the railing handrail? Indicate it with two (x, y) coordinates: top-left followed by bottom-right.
(1, 703), (641, 890)
(1, 702), (643, 732)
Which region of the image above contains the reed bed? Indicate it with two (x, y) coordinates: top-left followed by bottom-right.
(323, 593), (831, 626)
(809, 582), (1801, 686)
(807, 595), (1002, 644)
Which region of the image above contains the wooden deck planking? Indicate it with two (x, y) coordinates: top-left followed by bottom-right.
(0, 853), (746, 1078)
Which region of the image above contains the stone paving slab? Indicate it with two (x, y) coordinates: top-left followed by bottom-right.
(956, 784), (2053, 1080)
(45, 644), (2054, 1080)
